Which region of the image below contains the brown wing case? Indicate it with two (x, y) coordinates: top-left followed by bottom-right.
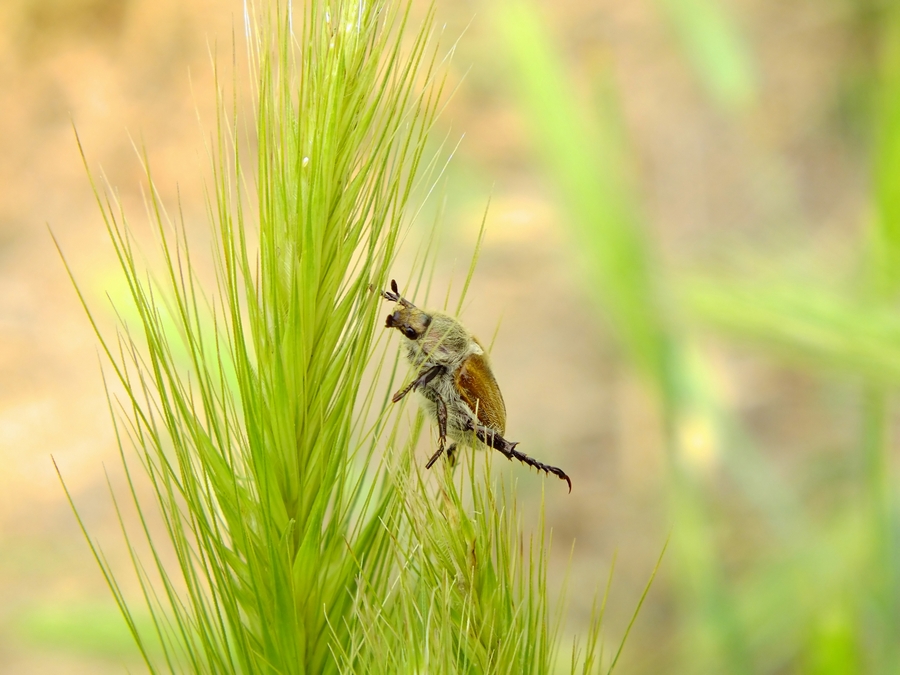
(455, 353), (507, 434)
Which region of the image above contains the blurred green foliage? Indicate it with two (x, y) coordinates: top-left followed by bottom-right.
(496, 0), (900, 672)
(14, 601), (160, 660)
(654, 0), (758, 111)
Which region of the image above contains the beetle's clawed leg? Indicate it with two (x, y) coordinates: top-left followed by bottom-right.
(392, 364), (444, 403)
(469, 421), (572, 492)
(380, 279), (415, 308)
(425, 395), (449, 469)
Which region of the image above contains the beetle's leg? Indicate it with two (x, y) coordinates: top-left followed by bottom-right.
(425, 394), (449, 469)
(445, 443), (459, 466)
(468, 421), (572, 492)
(391, 364), (444, 403)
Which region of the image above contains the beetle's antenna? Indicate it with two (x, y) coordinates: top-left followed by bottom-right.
(380, 279), (415, 308)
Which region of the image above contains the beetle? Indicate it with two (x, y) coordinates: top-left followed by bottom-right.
(381, 279), (571, 491)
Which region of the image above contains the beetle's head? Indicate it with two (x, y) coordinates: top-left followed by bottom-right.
(381, 279), (431, 341)
(385, 306), (432, 341)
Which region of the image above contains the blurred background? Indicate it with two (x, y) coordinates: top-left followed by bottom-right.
(0, 0), (896, 672)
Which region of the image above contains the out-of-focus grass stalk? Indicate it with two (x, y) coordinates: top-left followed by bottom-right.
(684, 280), (900, 383)
(865, 4), (900, 668)
(495, 2), (668, 393)
(494, 1), (753, 671)
(872, 7), (900, 298)
(651, 0), (757, 111)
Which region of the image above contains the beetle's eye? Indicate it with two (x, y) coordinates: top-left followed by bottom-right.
(403, 326), (418, 340)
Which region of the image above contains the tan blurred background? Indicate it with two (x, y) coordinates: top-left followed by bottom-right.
(0, 0), (875, 672)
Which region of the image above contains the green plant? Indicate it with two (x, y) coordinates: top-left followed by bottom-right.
(58, 0), (443, 670)
(53, 0), (654, 672)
